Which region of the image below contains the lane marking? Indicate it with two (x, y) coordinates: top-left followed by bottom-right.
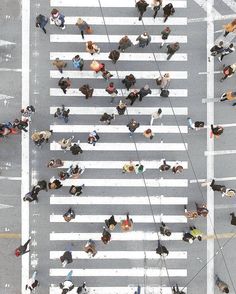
(0, 176), (21, 180)
(221, 0), (236, 12)
(204, 150), (236, 156)
(188, 14), (236, 23)
(0, 94), (14, 100)
(190, 176), (236, 183)
(191, 0), (221, 17)
(0, 233), (21, 238)
(198, 71), (220, 75)
(0, 40), (15, 46)
(0, 203), (14, 209)
(0, 68), (22, 72)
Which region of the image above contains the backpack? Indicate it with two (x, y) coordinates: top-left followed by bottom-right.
(160, 89), (169, 97)
(194, 121), (204, 128)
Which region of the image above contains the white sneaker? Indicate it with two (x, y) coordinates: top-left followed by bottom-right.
(61, 25), (66, 30)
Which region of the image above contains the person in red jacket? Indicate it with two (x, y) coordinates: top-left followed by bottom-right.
(15, 238), (31, 256)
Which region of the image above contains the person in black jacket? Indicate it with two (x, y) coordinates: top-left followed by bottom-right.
(60, 249), (73, 267)
(136, 0), (149, 20)
(108, 50), (120, 64)
(127, 119), (140, 136)
(138, 85), (152, 101)
(36, 14), (48, 34)
(163, 3), (175, 22)
(69, 184), (84, 196)
(156, 240), (169, 256)
(122, 74), (136, 90)
(126, 90), (139, 106)
(70, 143), (83, 155)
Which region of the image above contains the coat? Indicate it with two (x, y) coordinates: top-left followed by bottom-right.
(79, 84), (94, 97)
(216, 279), (229, 292)
(76, 19), (89, 31)
(136, 1), (149, 12)
(60, 251), (73, 264)
(163, 4), (173, 15)
(119, 37), (132, 50)
(127, 121), (140, 132)
(36, 14), (48, 28)
(136, 34), (151, 46)
(139, 87), (152, 97)
(108, 50), (120, 62)
(86, 42), (100, 54)
(223, 21), (236, 33)
(52, 59), (67, 69)
(161, 28), (171, 40)
(226, 91), (236, 100)
(160, 76), (170, 89)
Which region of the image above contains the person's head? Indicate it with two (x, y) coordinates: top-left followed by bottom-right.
(48, 182), (57, 189)
(31, 133), (40, 142)
(219, 41), (224, 46)
(77, 17), (84, 24)
(87, 249), (93, 257)
(144, 84), (150, 90)
(229, 43), (234, 48)
(165, 26), (170, 32)
(158, 108), (162, 114)
(62, 289), (69, 294)
(87, 41), (93, 49)
(70, 185), (77, 194)
(128, 165), (135, 172)
(109, 82), (114, 87)
(145, 128), (152, 134)
(174, 42), (180, 47)
(165, 230), (172, 236)
(74, 55), (80, 59)
(109, 224), (115, 231)
(197, 236), (202, 241)
(51, 8), (59, 16)
(224, 288), (229, 293)
(143, 32), (148, 36)
(164, 73), (170, 78)
(232, 19), (236, 26)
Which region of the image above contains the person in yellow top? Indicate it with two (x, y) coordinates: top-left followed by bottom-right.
(223, 19), (236, 37)
(220, 91), (236, 103)
(122, 161), (135, 173)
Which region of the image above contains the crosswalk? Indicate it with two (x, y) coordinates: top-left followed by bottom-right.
(47, 0), (189, 293)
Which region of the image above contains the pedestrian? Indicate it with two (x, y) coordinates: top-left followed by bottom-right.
(220, 63), (236, 82)
(54, 105), (70, 123)
(69, 184), (84, 196)
(25, 271), (39, 292)
(20, 105), (35, 122)
(152, 0), (163, 19)
(134, 163), (145, 174)
(118, 36), (132, 52)
(59, 270), (74, 293)
(172, 163), (183, 174)
(166, 42), (180, 60)
(163, 3), (175, 22)
(210, 41), (224, 56)
(77, 282), (87, 294)
(182, 232), (195, 243)
(210, 124), (224, 138)
(116, 100), (127, 115)
(75, 18), (91, 39)
(155, 240), (169, 256)
(58, 136), (75, 150)
(184, 205), (198, 220)
(53, 58), (67, 73)
(31, 130), (53, 146)
(160, 26), (171, 48)
(159, 160), (171, 172)
(63, 208), (76, 222)
(100, 113), (115, 125)
(101, 68), (113, 80)
(160, 222), (171, 236)
(13, 119), (28, 132)
(187, 117), (204, 130)
(101, 227), (111, 244)
(108, 49), (120, 64)
(72, 55), (84, 70)
(215, 275), (229, 293)
(157, 73), (171, 90)
(48, 177), (63, 190)
(79, 84), (94, 99)
(122, 74), (136, 90)
(122, 161), (135, 173)
(105, 215), (117, 230)
(136, 0), (149, 21)
(47, 159), (64, 168)
(143, 128), (154, 139)
(223, 19), (236, 37)
(220, 90), (236, 102)
(208, 179), (226, 193)
(15, 238), (31, 256)
(172, 284), (185, 294)
(84, 239), (97, 257)
(120, 213), (133, 231)
(127, 119), (140, 136)
(189, 226), (203, 241)
(195, 203), (208, 217)
(230, 212), (236, 225)
(86, 41), (100, 55)
(70, 143), (83, 155)
(138, 85), (152, 101)
(126, 90), (139, 106)
(90, 60), (104, 73)
(58, 77), (71, 94)
(136, 32), (151, 48)
(88, 130), (100, 146)
(105, 82), (118, 103)
(150, 108), (162, 125)
(222, 188), (236, 198)
(36, 14), (48, 34)
(60, 248), (73, 267)
(51, 8), (65, 30)
(23, 181), (46, 202)
(218, 43), (235, 62)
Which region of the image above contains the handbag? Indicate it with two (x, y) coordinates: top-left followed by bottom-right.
(156, 77), (162, 85)
(160, 89), (169, 97)
(85, 27), (93, 34)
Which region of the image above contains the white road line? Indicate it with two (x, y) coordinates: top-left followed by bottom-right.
(53, 160), (188, 169)
(50, 232), (184, 241)
(50, 0), (187, 8)
(0, 203), (14, 209)
(0, 39), (16, 46)
(50, 52), (187, 61)
(198, 71), (220, 75)
(60, 178), (188, 187)
(50, 70), (188, 79)
(190, 176), (236, 183)
(51, 142), (188, 151)
(50, 124), (188, 134)
(0, 176), (21, 180)
(204, 150), (236, 156)
(50, 88), (188, 97)
(50, 268), (187, 277)
(215, 203), (236, 209)
(50, 214), (187, 223)
(206, 0), (215, 293)
(192, 0), (221, 17)
(50, 106), (188, 115)
(50, 251), (187, 260)
(222, 0), (236, 12)
(22, 0), (30, 290)
(188, 14), (236, 23)
(50, 34), (187, 44)
(50, 196), (188, 205)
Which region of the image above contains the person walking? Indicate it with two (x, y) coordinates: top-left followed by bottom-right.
(187, 117), (204, 130)
(127, 119), (140, 137)
(195, 203), (208, 217)
(77, 282), (87, 294)
(63, 208), (76, 222)
(118, 36), (132, 52)
(184, 205), (198, 220)
(209, 179), (227, 193)
(59, 270), (74, 293)
(156, 240), (169, 256)
(143, 128), (154, 139)
(136, 0), (149, 21)
(100, 113), (115, 125)
(210, 124), (224, 138)
(69, 184), (84, 196)
(72, 55), (84, 70)
(172, 163), (183, 174)
(120, 213), (133, 231)
(25, 271), (39, 292)
(218, 43), (235, 62)
(172, 284), (185, 294)
(157, 73), (171, 90)
(220, 63), (236, 82)
(215, 275), (229, 293)
(160, 222), (171, 236)
(126, 90), (139, 106)
(13, 119), (28, 132)
(220, 90), (236, 102)
(20, 105), (35, 122)
(48, 177), (63, 189)
(105, 82), (118, 103)
(105, 215), (117, 230)
(36, 14), (48, 34)
(134, 163), (145, 174)
(166, 42), (180, 60)
(88, 130), (100, 146)
(230, 212), (236, 225)
(31, 130), (53, 146)
(210, 41), (224, 56)
(15, 238), (31, 256)
(163, 3), (175, 22)
(122, 74), (136, 90)
(182, 231), (195, 243)
(160, 26), (171, 48)
(189, 226), (203, 241)
(86, 41), (100, 55)
(150, 108), (162, 125)
(108, 49), (120, 64)
(101, 227), (111, 244)
(159, 160), (171, 172)
(70, 143), (83, 155)
(90, 60), (104, 73)
(223, 19), (236, 37)
(152, 0), (163, 19)
(60, 248), (73, 267)
(79, 84), (94, 99)
(51, 8), (65, 30)
(122, 161), (135, 173)
(58, 136), (75, 150)
(54, 105), (70, 123)
(84, 239), (97, 257)
(47, 158), (64, 168)
(136, 32), (151, 48)
(138, 85), (152, 101)
(116, 100), (127, 115)
(75, 18), (91, 39)
(58, 77), (71, 94)
(52, 58), (67, 73)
